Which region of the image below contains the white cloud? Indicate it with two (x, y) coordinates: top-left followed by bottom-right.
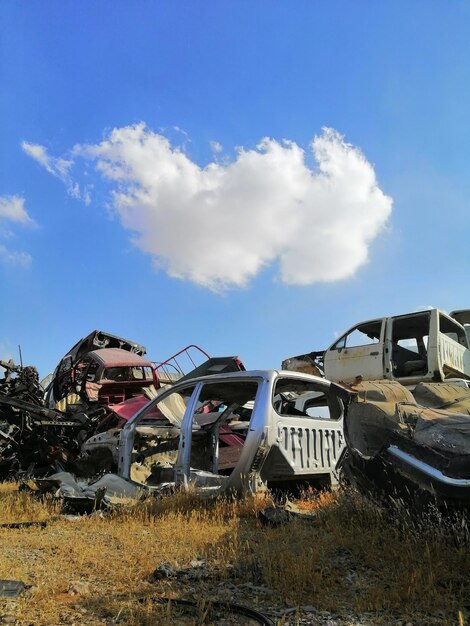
(210, 140), (223, 154)
(25, 124), (393, 290)
(0, 195), (35, 226)
(22, 141), (91, 204)
(21, 142), (72, 178)
(0, 195), (35, 267)
(0, 245), (32, 267)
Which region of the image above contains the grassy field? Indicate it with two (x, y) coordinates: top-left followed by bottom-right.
(0, 483), (468, 625)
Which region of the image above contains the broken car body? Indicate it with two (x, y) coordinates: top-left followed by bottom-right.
(78, 369), (346, 500)
(284, 308), (470, 386)
(45, 331), (246, 416)
(283, 307), (470, 510)
(341, 380), (470, 509)
(44, 330), (151, 410)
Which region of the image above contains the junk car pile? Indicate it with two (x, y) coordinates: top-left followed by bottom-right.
(3, 308), (470, 512)
(285, 307), (470, 509)
(0, 331), (245, 482)
(1, 330), (346, 505)
(0, 359), (101, 479)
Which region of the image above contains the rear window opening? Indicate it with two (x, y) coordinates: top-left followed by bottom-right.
(272, 377), (342, 420)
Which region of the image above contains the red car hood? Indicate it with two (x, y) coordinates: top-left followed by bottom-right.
(108, 395), (151, 421)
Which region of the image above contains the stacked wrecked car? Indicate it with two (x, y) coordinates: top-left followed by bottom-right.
(3, 308), (470, 512)
(285, 307), (470, 510)
(1, 330), (348, 507)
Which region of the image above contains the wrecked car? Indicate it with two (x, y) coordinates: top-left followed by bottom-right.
(60, 369), (347, 504)
(284, 308), (470, 386)
(45, 330), (245, 415)
(52, 347), (159, 417)
(340, 380), (470, 509)
(44, 330), (150, 410)
(0, 330), (246, 480)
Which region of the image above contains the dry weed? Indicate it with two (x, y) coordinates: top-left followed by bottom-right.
(0, 484), (468, 625)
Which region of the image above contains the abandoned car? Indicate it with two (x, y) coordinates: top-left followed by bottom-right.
(284, 308), (470, 386)
(60, 369), (347, 503)
(44, 330), (153, 411)
(44, 330), (246, 415)
(340, 380), (470, 509)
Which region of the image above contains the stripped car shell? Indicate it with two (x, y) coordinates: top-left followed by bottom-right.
(117, 369), (346, 495)
(284, 308), (470, 387)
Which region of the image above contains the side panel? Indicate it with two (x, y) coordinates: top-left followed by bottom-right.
(430, 310), (469, 380)
(271, 419), (345, 476)
(438, 334), (468, 378)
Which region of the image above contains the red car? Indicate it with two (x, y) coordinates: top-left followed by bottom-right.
(45, 331), (156, 411)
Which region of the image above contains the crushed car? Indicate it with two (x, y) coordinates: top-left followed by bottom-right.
(44, 330), (157, 412)
(340, 380), (470, 510)
(44, 330), (146, 404)
(45, 330), (245, 417)
(38, 369), (348, 507)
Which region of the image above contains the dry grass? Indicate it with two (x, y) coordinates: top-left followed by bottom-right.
(0, 482), (468, 625)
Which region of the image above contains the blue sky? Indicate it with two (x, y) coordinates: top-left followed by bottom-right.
(1, 1), (469, 377)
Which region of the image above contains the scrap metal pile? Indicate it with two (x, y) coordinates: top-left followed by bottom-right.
(0, 359), (104, 479)
(1, 329), (347, 510)
(0, 331), (245, 481)
(3, 307), (470, 514)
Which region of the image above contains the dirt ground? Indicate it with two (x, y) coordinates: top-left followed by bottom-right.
(0, 485), (468, 625)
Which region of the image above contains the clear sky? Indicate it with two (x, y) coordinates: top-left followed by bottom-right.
(1, 1), (469, 378)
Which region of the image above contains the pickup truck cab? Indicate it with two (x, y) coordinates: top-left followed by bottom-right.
(324, 308), (470, 385)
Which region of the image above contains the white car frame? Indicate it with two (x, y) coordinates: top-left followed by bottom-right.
(117, 369), (346, 495)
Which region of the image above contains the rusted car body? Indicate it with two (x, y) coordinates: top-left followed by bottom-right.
(45, 331), (245, 413)
(340, 380), (470, 509)
(44, 330), (149, 410)
(62, 348), (157, 409)
(284, 308), (470, 387)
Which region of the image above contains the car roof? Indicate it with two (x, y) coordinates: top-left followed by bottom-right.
(166, 368), (331, 390)
(87, 348), (153, 368)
